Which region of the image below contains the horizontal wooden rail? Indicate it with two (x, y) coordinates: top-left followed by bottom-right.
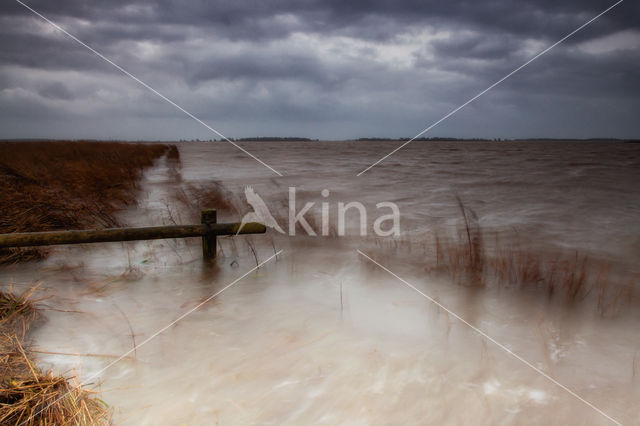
(0, 209), (265, 260)
(0, 223), (266, 248)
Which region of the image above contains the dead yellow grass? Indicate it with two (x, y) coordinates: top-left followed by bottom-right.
(0, 287), (111, 425)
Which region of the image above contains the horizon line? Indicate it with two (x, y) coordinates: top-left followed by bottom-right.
(1, 137), (638, 143)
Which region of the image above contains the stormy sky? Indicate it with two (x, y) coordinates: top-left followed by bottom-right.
(0, 0), (638, 140)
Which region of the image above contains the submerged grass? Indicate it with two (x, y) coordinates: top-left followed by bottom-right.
(432, 198), (638, 316)
(0, 286), (40, 339)
(0, 286), (110, 425)
(0, 141), (173, 264)
(172, 182), (239, 223)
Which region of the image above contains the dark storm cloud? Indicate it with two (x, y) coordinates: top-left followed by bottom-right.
(0, 0), (638, 140)
(3, 0), (638, 45)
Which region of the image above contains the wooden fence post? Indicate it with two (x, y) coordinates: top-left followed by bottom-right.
(201, 208), (217, 260)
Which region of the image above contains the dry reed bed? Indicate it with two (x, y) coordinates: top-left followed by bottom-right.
(0, 141), (174, 264)
(0, 287), (110, 424)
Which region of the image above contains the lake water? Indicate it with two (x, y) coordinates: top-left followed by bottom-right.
(3, 140), (640, 425)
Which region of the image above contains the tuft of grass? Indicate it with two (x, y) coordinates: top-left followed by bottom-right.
(0, 287), (111, 424)
(0, 335), (111, 425)
(0, 285), (40, 338)
(433, 197), (484, 287)
(455, 195), (484, 286)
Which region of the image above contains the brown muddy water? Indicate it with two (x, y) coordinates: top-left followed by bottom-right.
(2, 141), (640, 425)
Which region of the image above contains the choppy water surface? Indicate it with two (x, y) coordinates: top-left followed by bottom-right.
(3, 141), (640, 425)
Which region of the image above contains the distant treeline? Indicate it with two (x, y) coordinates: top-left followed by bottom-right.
(357, 137), (493, 141)
(175, 137), (317, 142)
(357, 137), (638, 142)
(236, 137), (316, 141)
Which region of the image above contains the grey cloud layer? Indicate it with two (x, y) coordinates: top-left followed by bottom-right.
(0, 0), (638, 139)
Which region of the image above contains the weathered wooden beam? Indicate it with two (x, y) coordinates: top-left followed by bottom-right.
(0, 221), (266, 249)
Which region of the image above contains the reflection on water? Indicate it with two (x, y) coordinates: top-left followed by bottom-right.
(2, 141), (640, 425)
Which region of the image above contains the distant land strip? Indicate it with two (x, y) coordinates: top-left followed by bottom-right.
(0, 137), (638, 143)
